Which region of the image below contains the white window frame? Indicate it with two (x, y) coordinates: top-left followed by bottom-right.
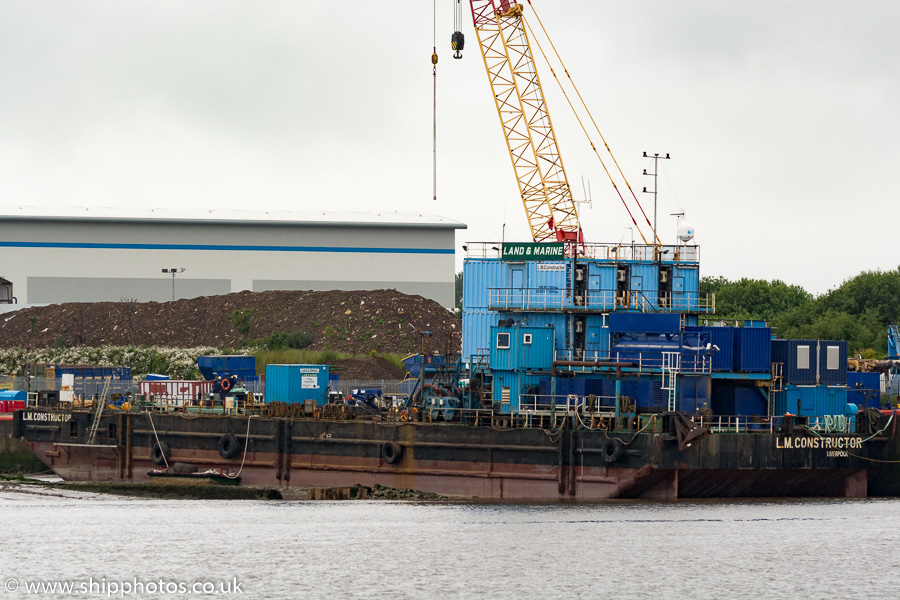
(523, 333), (533, 345)
(797, 345), (810, 370)
(497, 332), (511, 349)
(826, 345), (840, 370)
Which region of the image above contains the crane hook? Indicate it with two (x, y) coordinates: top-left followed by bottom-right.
(451, 31), (465, 59)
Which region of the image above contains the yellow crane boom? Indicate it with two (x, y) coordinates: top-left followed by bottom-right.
(469, 0), (582, 245)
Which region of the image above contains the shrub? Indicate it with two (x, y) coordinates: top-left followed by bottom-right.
(286, 331), (312, 349)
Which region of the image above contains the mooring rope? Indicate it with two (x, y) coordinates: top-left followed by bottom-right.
(146, 411), (169, 470)
(226, 415), (255, 479)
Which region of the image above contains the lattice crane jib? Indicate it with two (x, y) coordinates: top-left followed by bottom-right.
(469, 0), (582, 245)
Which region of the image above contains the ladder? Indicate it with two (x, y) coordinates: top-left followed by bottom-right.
(662, 352), (680, 412)
(87, 377), (112, 444)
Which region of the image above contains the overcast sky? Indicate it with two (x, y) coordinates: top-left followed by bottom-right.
(1, 1), (897, 295)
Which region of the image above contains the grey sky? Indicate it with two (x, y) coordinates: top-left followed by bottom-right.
(1, 1), (897, 294)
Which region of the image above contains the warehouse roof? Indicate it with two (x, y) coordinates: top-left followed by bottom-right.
(0, 205), (466, 230)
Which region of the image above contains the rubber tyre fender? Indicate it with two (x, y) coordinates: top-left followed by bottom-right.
(150, 441), (170, 466)
(217, 433), (240, 459)
(601, 438), (624, 464)
(382, 441), (403, 464)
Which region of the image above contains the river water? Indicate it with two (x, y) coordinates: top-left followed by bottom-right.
(1, 485), (898, 599)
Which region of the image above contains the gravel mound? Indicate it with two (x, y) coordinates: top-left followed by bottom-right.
(0, 289), (460, 359)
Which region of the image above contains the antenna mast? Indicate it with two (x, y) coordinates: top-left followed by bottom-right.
(642, 152), (670, 245)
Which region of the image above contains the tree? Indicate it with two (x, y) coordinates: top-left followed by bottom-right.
(700, 276), (812, 320)
(702, 268), (900, 355)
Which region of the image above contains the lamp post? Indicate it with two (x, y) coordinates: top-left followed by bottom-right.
(161, 268), (185, 301)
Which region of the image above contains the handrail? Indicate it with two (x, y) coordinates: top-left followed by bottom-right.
(464, 241), (700, 264)
(552, 349), (712, 374)
(487, 287), (715, 313)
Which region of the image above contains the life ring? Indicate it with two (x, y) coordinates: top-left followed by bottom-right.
(220, 378), (233, 392)
(382, 441), (403, 464)
(217, 433), (240, 459)
(600, 438), (624, 464)
(150, 441), (170, 466)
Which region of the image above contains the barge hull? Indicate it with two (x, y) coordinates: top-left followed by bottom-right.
(15, 410), (879, 500)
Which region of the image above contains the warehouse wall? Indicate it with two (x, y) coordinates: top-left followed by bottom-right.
(0, 218), (460, 307)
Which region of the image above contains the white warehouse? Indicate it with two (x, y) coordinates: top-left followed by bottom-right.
(0, 207), (465, 307)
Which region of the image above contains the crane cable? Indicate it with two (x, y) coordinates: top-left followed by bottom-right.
(522, 17), (649, 246)
(526, 0), (661, 245)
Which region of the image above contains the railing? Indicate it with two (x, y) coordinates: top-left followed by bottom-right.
(0, 376), (133, 396)
(488, 287), (715, 313)
(464, 241), (701, 264)
(694, 414), (859, 435)
(518, 393), (619, 415)
(552, 350), (712, 375)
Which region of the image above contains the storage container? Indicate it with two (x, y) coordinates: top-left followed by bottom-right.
(771, 339), (817, 385)
(818, 341), (848, 385)
(138, 380), (213, 402)
(773, 384), (848, 417)
(265, 364), (329, 405)
(847, 372), (881, 408)
(685, 326), (734, 371)
(733, 327), (772, 372)
(609, 312), (680, 333)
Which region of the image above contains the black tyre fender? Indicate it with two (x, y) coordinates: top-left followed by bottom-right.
(150, 441), (170, 466)
(217, 433), (240, 459)
(382, 441), (403, 464)
(601, 438), (624, 464)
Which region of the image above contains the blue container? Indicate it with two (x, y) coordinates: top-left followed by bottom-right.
(114, 367), (133, 379)
(685, 326), (734, 371)
(679, 375), (711, 414)
(771, 340), (817, 385)
(198, 355), (257, 380)
(734, 387), (766, 416)
(848, 372), (881, 408)
(818, 341), (848, 385)
(734, 327), (772, 372)
(775, 384), (848, 417)
(609, 313), (680, 333)
(629, 380), (664, 409)
(264, 364), (329, 404)
(0, 390), (27, 401)
(145, 374), (170, 381)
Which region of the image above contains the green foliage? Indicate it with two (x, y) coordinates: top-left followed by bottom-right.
(700, 276), (812, 320)
(455, 271), (464, 309)
(0, 346), (221, 379)
(250, 349), (406, 373)
(703, 268), (900, 356)
(227, 309), (257, 335)
(259, 331), (313, 351)
(52, 336), (69, 349)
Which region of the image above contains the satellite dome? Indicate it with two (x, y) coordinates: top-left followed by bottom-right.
(677, 220), (695, 243)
